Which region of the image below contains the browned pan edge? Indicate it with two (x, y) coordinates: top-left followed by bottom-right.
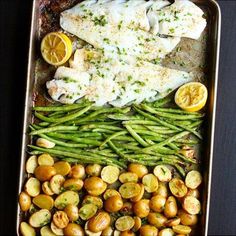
(16, 0), (221, 235)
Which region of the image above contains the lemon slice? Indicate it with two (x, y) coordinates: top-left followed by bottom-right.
(175, 82), (208, 112)
(41, 32), (72, 66)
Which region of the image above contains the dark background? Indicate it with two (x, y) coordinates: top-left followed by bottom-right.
(0, 0), (236, 235)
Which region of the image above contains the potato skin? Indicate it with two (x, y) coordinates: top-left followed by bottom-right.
(150, 195), (166, 213)
(53, 211), (69, 229)
(34, 165), (56, 181)
(133, 199), (150, 218)
(178, 209), (198, 226)
(164, 196), (178, 218)
(63, 178), (84, 191)
(84, 177), (107, 196)
(86, 164), (102, 177)
(64, 204), (79, 222)
(69, 165), (85, 179)
(88, 211), (111, 233)
(128, 163), (148, 178)
(147, 212), (167, 228)
(19, 192), (31, 212)
(105, 195), (123, 213)
(64, 223), (84, 236)
(139, 225), (158, 236)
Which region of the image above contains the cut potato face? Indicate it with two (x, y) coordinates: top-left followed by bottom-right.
(51, 222), (64, 236)
(172, 225), (192, 234)
(20, 222), (36, 236)
(24, 177), (40, 197)
(101, 166), (120, 184)
(54, 190), (79, 210)
(103, 189), (121, 200)
(153, 182), (168, 198)
(32, 194), (54, 210)
(101, 226), (113, 236)
(147, 212), (167, 228)
(36, 138), (55, 149)
(79, 204), (98, 220)
(19, 192), (31, 212)
(88, 211), (111, 233)
(185, 170), (202, 189)
(82, 195), (103, 209)
(119, 183), (141, 199)
(165, 217), (181, 227)
(142, 174), (159, 193)
(42, 181), (54, 196)
(29, 209), (51, 228)
(178, 209), (198, 226)
(153, 165), (172, 182)
(64, 204), (79, 222)
(133, 216), (142, 232)
(169, 178), (187, 198)
(40, 225), (56, 236)
(50, 174), (65, 194)
(26, 156), (38, 174)
(158, 228), (175, 236)
(115, 216), (135, 231)
(53, 211), (69, 229)
(53, 161), (71, 176)
(119, 172), (138, 183)
(38, 153), (54, 166)
(182, 196), (201, 215)
(63, 178), (83, 191)
(131, 184), (144, 202)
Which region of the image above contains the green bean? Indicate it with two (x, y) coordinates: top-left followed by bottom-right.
(141, 135), (164, 142)
(80, 124), (123, 131)
(167, 143), (180, 151)
(30, 126), (78, 135)
(46, 133), (101, 146)
(38, 122), (50, 127)
(35, 105), (92, 124)
(123, 120), (159, 126)
(189, 120), (203, 128)
(148, 96), (172, 107)
(132, 129), (167, 139)
(174, 123), (202, 139)
(33, 102), (91, 112)
(142, 131), (190, 151)
(133, 106), (182, 131)
(100, 131), (128, 148)
(108, 140), (126, 159)
(125, 125), (149, 147)
(145, 126), (178, 134)
(107, 114), (142, 121)
(176, 154), (198, 164)
(92, 129), (115, 134)
(141, 104), (202, 120)
(155, 108), (202, 116)
(129, 125), (149, 130)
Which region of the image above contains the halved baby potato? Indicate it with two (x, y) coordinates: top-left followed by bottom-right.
(82, 195), (103, 209)
(153, 165), (172, 182)
(132, 216), (142, 232)
(20, 222), (36, 236)
(131, 184), (144, 202)
(51, 222), (64, 236)
(79, 203), (98, 220)
(86, 164), (102, 177)
(32, 194), (54, 210)
(101, 226), (113, 236)
(164, 196), (178, 218)
(159, 228), (175, 236)
(38, 153), (54, 166)
(36, 138), (55, 149)
(63, 178), (83, 191)
(42, 181), (54, 196)
(128, 163), (148, 179)
(53, 211), (69, 229)
(115, 216), (135, 231)
(103, 189), (121, 200)
(19, 192), (31, 212)
(34, 165), (56, 182)
(24, 177), (40, 197)
(182, 196), (201, 215)
(185, 170), (202, 189)
(29, 209), (51, 228)
(101, 166), (120, 184)
(119, 172), (138, 183)
(178, 209), (198, 226)
(64, 204), (79, 222)
(54, 161), (71, 176)
(149, 195), (166, 213)
(26, 155), (38, 174)
(85, 221), (102, 236)
(142, 174), (159, 193)
(50, 174), (65, 194)
(88, 211), (111, 233)
(169, 178), (187, 198)
(84, 177), (107, 196)
(119, 182), (141, 199)
(165, 217), (181, 227)
(172, 225), (192, 234)
(40, 225), (56, 236)
(54, 190), (79, 210)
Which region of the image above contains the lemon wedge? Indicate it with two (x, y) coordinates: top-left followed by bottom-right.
(41, 32), (72, 66)
(175, 82), (208, 112)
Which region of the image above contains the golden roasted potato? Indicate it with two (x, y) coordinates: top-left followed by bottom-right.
(64, 204), (79, 222)
(79, 204), (98, 220)
(182, 196), (201, 215)
(133, 216), (141, 232)
(128, 163), (148, 179)
(169, 178), (187, 198)
(53, 211), (69, 229)
(19, 192), (31, 212)
(105, 195), (123, 213)
(115, 216), (135, 231)
(119, 183), (141, 199)
(54, 161), (71, 176)
(82, 195), (103, 209)
(164, 196), (178, 218)
(88, 211), (111, 233)
(142, 174), (159, 193)
(84, 177), (107, 196)
(101, 166), (120, 184)
(147, 212), (167, 228)
(24, 177), (40, 197)
(150, 195), (166, 213)
(178, 209), (198, 226)
(139, 225), (158, 236)
(119, 172), (138, 183)
(152, 182), (168, 198)
(159, 228), (175, 236)
(54, 191), (79, 210)
(38, 153), (54, 166)
(133, 199), (150, 218)
(34, 165), (56, 182)
(50, 174), (65, 194)
(69, 164), (85, 179)
(103, 189), (121, 200)
(64, 223), (84, 236)
(20, 222), (35, 236)
(86, 164), (102, 177)
(32, 194), (54, 210)
(63, 178), (83, 191)
(29, 209), (51, 228)
(130, 184), (144, 202)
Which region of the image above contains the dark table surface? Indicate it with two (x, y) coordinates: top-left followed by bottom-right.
(0, 0), (236, 235)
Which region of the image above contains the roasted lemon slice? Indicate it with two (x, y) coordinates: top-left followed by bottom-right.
(175, 82), (208, 112)
(41, 32), (72, 66)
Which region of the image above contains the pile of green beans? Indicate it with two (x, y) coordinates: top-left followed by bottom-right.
(29, 97), (203, 176)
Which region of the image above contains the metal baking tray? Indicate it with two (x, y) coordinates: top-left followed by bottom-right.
(16, 0), (221, 235)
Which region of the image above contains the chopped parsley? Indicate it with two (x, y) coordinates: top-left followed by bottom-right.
(92, 15), (108, 26)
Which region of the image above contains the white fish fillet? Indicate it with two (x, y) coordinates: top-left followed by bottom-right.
(157, 0), (207, 39)
(60, 1), (180, 60)
(47, 49), (192, 106)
